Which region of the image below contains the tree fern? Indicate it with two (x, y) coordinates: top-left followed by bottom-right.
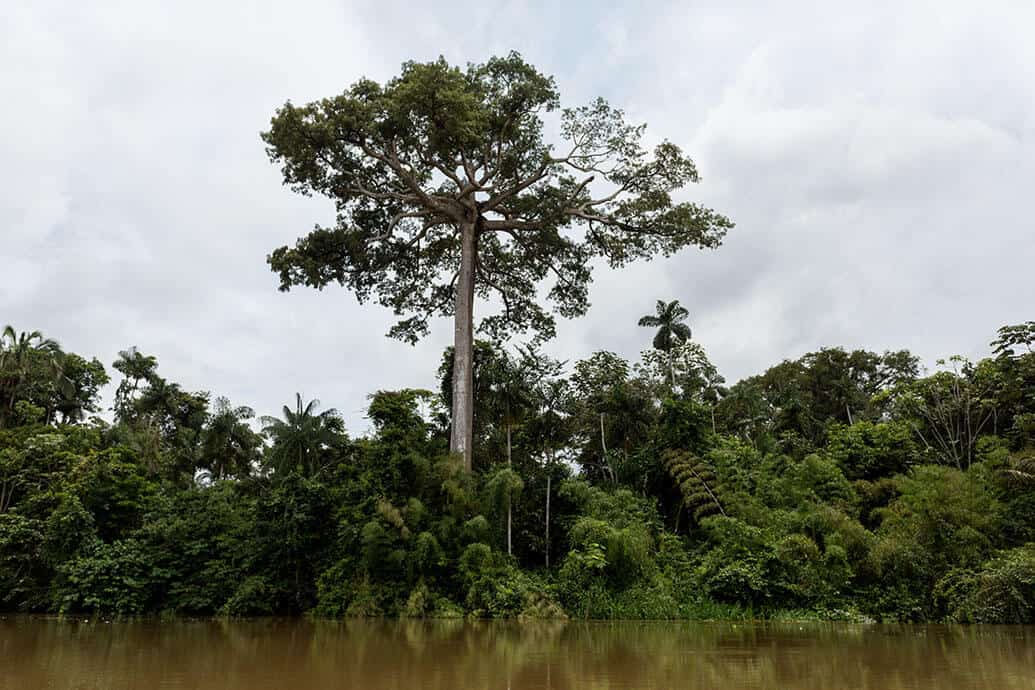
(663, 450), (726, 521)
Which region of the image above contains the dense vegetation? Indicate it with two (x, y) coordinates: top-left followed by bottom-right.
(1, 318), (1033, 623)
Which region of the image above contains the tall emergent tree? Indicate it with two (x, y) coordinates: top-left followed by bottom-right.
(638, 299), (692, 386)
(262, 53), (733, 470)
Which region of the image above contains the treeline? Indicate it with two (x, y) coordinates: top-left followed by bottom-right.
(1, 320), (1033, 622)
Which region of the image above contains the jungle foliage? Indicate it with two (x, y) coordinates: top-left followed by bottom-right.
(1, 320), (1033, 623)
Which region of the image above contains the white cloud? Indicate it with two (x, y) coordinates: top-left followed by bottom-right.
(2, 0), (1032, 429)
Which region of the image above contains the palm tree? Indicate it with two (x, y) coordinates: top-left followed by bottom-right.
(136, 376), (183, 420)
(638, 300), (692, 386)
(638, 300), (692, 352)
(260, 393), (343, 477)
(112, 347), (159, 421)
(201, 397), (261, 480)
(0, 326), (71, 426)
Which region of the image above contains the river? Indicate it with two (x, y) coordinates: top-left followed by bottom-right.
(1, 617), (1033, 689)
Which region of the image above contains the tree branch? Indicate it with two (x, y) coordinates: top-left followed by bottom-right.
(480, 162), (552, 213)
(370, 210), (434, 241)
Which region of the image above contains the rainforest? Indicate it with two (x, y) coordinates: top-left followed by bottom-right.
(2, 319), (1033, 623)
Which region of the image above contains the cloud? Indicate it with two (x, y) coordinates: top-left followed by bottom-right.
(2, 0), (1032, 432)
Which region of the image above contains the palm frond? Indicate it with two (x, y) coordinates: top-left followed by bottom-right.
(1002, 455), (1035, 488)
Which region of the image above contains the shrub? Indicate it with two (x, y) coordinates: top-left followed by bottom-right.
(826, 421), (917, 481)
(57, 539), (155, 615)
(697, 516), (777, 609)
(938, 545), (1035, 623)
(222, 576), (276, 616)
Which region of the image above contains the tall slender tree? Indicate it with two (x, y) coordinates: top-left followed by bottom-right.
(638, 300), (692, 387)
(492, 350), (535, 555)
(262, 53), (732, 471)
(521, 349), (569, 567)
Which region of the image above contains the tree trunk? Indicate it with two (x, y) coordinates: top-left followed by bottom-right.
(506, 423), (512, 556)
(545, 466), (551, 569)
(450, 221), (477, 472)
(599, 412), (614, 483)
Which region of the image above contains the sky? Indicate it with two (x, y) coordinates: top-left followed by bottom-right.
(3, 0), (1033, 432)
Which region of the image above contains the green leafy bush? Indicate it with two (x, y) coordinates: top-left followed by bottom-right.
(57, 539), (156, 615)
(938, 545), (1035, 623)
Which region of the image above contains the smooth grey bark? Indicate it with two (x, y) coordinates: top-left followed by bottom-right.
(450, 222), (477, 472)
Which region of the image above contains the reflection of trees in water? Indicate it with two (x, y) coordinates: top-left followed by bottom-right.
(307, 620), (1035, 690)
(2, 618), (1035, 690)
(311, 619), (570, 689)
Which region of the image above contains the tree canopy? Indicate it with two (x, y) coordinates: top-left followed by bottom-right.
(264, 53), (731, 342)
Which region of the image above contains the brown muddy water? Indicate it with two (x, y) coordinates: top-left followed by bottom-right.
(1, 617), (1033, 689)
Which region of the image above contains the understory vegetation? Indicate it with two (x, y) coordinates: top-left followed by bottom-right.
(1, 320), (1034, 623)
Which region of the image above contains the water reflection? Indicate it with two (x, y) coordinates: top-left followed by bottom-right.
(1, 617), (1033, 689)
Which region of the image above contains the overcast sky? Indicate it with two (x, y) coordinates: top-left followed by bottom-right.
(3, 0), (1032, 432)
